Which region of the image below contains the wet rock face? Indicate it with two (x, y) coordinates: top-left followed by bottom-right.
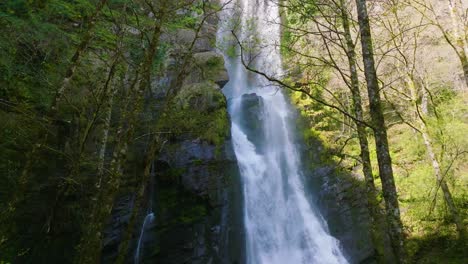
(101, 195), (135, 264)
(161, 140), (232, 205)
(238, 93), (266, 153)
(152, 139), (242, 264)
(296, 138), (376, 264)
(101, 92), (240, 264)
(288, 105), (377, 263)
(313, 166), (375, 263)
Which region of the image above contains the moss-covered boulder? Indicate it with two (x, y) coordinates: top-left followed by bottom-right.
(162, 28), (213, 53)
(184, 52), (229, 88)
(158, 81), (230, 147)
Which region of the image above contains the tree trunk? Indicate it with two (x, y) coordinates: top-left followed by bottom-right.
(339, 0), (387, 260)
(447, 0), (468, 88)
(52, 0), (109, 112)
(458, 52), (468, 88)
(407, 76), (466, 238)
(74, 85), (132, 264)
(355, 0), (406, 262)
(421, 130), (465, 237)
(74, 12), (165, 262)
(115, 136), (164, 264)
(96, 70), (120, 188)
(7, 0), (110, 225)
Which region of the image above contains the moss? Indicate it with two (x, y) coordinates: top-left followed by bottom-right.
(193, 52), (226, 83)
(157, 81), (230, 149)
(152, 244), (160, 256)
(179, 205), (207, 224)
(157, 186), (208, 228)
(407, 234), (467, 263)
(205, 55), (223, 69)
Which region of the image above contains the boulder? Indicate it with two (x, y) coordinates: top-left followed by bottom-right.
(238, 93), (266, 153)
(184, 51), (229, 87)
(175, 81), (226, 112)
(164, 28), (213, 53)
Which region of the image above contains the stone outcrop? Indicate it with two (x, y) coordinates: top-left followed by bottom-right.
(152, 138), (242, 264)
(238, 93), (265, 153)
(185, 51), (229, 87)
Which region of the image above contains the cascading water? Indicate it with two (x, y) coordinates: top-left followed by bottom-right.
(134, 212), (154, 263)
(134, 162), (156, 264)
(218, 0), (349, 263)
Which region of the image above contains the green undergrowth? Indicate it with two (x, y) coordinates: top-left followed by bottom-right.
(406, 234), (467, 264)
(388, 124), (467, 261)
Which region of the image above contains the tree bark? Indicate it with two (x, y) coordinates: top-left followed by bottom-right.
(115, 136), (165, 264)
(96, 68), (121, 188)
(458, 52), (468, 88)
(96, 95), (114, 182)
(339, 0), (387, 260)
(355, 0), (406, 262)
(447, 0), (468, 87)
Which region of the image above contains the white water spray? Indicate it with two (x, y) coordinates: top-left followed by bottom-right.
(218, 0), (349, 263)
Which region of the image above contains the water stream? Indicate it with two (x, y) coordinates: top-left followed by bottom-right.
(218, 0), (349, 263)
(134, 162), (156, 263)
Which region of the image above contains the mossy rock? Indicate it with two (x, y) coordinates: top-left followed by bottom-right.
(158, 81), (230, 147)
(175, 82), (226, 111)
(184, 51), (229, 87)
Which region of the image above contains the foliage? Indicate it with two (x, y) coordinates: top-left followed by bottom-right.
(0, 0), (225, 262)
(280, 0), (468, 261)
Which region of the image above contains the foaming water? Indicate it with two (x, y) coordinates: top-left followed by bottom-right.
(218, 0), (348, 263)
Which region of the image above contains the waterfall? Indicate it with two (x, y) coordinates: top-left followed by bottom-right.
(134, 213), (154, 263)
(218, 0), (349, 263)
(134, 162), (156, 264)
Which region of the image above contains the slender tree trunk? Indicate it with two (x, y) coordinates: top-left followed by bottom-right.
(447, 0), (468, 87)
(74, 81), (133, 264)
(458, 52), (468, 88)
(75, 12), (165, 263)
(421, 130), (465, 237)
(96, 74), (119, 188)
(52, 0), (109, 112)
(115, 136), (164, 264)
(339, 0), (387, 260)
(7, 0), (110, 224)
(355, 0), (406, 262)
(44, 54), (121, 235)
(407, 76), (466, 238)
